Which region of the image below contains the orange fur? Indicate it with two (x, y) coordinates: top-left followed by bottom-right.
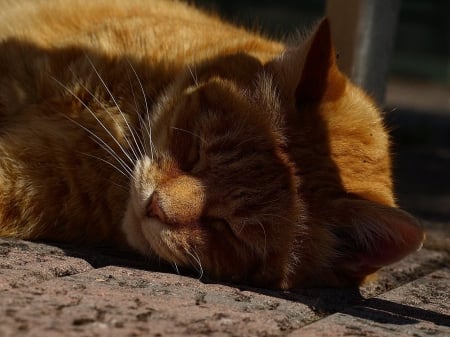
(0, 0), (424, 288)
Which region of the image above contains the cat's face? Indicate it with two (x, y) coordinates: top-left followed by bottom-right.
(123, 74), (302, 287)
(122, 19), (424, 288)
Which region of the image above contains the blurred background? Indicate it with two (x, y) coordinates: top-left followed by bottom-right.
(193, 0), (450, 224)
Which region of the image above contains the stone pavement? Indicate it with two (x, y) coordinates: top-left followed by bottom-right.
(0, 225), (448, 337)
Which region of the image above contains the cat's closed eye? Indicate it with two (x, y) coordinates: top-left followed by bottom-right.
(202, 216), (233, 234)
(166, 126), (201, 172)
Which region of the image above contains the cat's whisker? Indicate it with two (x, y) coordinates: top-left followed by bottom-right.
(137, 243), (156, 268)
(187, 64), (199, 86)
(172, 262), (180, 275)
(171, 127), (206, 144)
(70, 68), (145, 162)
(93, 140), (136, 178)
(62, 115), (134, 177)
(107, 179), (129, 192)
(185, 248), (204, 280)
(66, 70), (142, 164)
(93, 141), (135, 178)
(126, 64), (157, 162)
(51, 76), (136, 171)
(125, 69), (147, 159)
(84, 55), (142, 163)
(147, 116), (156, 162)
(157, 255), (162, 268)
(79, 151), (132, 179)
(256, 220), (268, 258)
(69, 118), (133, 176)
(261, 213), (294, 223)
(144, 252), (159, 270)
(234, 135), (264, 148)
(236, 221), (246, 235)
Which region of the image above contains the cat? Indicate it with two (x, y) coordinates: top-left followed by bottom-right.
(0, 0), (424, 289)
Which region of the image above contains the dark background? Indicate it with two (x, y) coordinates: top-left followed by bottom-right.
(194, 0), (450, 222)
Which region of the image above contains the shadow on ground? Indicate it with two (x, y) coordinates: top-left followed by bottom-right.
(41, 238), (449, 329)
(346, 298), (450, 327)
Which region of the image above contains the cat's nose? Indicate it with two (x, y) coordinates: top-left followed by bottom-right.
(145, 175), (205, 226)
(145, 192), (167, 222)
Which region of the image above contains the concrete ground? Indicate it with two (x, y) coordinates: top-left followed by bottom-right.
(1, 80), (449, 336)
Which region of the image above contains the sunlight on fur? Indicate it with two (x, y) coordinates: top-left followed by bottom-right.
(0, 0), (424, 288)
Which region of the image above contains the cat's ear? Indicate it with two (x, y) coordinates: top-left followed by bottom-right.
(272, 18), (346, 102)
(295, 18), (346, 102)
(331, 199), (425, 280)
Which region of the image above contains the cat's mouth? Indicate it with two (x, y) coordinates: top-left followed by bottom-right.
(123, 195), (196, 268)
(122, 156), (206, 268)
(140, 215), (191, 266)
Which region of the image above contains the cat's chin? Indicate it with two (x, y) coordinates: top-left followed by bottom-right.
(122, 199), (189, 265)
(121, 156), (158, 257)
(142, 216), (191, 265)
(122, 199), (151, 254)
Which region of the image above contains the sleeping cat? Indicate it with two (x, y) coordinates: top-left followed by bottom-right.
(0, 0), (424, 289)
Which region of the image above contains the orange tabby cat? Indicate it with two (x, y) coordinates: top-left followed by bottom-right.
(0, 0), (424, 288)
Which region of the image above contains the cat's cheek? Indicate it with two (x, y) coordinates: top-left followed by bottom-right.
(121, 203), (151, 255)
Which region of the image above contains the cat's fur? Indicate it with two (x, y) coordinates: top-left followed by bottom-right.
(0, 0), (424, 288)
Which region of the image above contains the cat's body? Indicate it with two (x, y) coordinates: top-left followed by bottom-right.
(0, 0), (424, 288)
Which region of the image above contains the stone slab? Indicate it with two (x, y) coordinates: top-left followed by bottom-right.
(0, 265), (320, 337)
(289, 268), (450, 337)
(0, 238), (448, 337)
(360, 248), (448, 297)
(0, 238), (93, 291)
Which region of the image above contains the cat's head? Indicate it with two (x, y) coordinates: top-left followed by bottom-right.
(122, 59), (302, 287)
(122, 19), (424, 288)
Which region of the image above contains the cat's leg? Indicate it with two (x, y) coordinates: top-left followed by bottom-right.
(0, 150), (24, 238)
(0, 137), (46, 240)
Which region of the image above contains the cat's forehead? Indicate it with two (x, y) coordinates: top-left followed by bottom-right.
(167, 81), (293, 181)
(177, 72), (282, 133)
(185, 53), (266, 88)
